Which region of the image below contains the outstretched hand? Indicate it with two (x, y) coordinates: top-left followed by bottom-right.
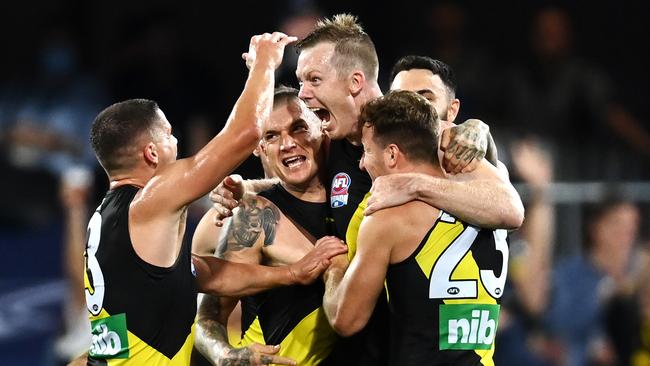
(289, 236), (347, 285)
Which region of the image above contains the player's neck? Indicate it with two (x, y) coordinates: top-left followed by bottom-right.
(367, 83), (383, 99)
(281, 178), (325, 203)
(108, 170), (149, 190)
(109, 177), (146, 190)
(346, 86), (383, 146)
(108, 163), (154, 190)
(345, 118), (363, 146)
(396, 162), (444, 179)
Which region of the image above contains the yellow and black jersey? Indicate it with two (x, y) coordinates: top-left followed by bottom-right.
(236, 184), (338, 366)
(385, 211), (509, 366)
(84, 185), (197, 365)
(345, 192), (370, 260)
(326, 140), (389, 366)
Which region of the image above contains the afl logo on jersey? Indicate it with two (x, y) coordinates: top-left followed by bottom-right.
(191, 261), (197, 278)
(331, 173), (351, 208)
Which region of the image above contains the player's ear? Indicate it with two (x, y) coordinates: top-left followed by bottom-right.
(446, 98), (460, 122)
(349, 70), (365, 96)
(386, 144), (399, 168)
(143, 142), (158, 166)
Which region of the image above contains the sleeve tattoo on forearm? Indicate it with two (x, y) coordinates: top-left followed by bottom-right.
(198, 295), (257, 365)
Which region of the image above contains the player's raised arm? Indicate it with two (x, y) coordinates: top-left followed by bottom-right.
(138, 33), (297, 215)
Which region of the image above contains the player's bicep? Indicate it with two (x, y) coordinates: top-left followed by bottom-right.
(142, 129), (259, 215)
(449, 158), (508, 183)
(216, 199), (268, 263)
(192, 208), (223, 256)
(337, 217), (392, 324)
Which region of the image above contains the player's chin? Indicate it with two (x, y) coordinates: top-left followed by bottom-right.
(282, 174), (309, 187)
(325, 124), (345, 140)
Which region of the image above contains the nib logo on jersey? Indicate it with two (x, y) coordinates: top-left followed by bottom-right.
(89, 313), (130, 359)
(331, 173), (351, 208)
(439, 304), (499, 350)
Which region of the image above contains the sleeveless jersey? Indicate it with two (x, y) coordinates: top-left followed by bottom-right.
(385, 211), (509, 366)
(327, 139), (372, 239)
(84, 185), (197, 365)
(326, 140), (389, 366)
(237, 184), (338, 366)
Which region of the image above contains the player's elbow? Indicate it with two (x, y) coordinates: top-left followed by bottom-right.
(330, 312), (366, 337)
(489, 185), (525, 230)
(224, 113), (262, 151)
(236, 123), (262, 148)
(503, 194), (525, 230)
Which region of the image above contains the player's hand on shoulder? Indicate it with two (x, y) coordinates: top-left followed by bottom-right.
(365, 173), (418, 216)
(219, 344), (296, 366)
(242, 32), (298, 71)
(440, 118), (488, 175)
(289, 236), (347, 285)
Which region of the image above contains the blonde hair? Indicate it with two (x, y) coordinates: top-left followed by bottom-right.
(296, 13), (379, 81)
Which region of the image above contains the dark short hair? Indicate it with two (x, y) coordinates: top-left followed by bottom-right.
(273, 85), (300, 108)
(389, 55), (457, 98)
(90, 99), (161, 173)
(295, 13), (378, 82)
(360, 90), (439, 165)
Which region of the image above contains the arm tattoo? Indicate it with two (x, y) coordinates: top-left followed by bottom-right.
(195, 295), (233, 363)
(221, 348), (254, 366)
(197, 295), (229, 341)
(485, 132), (499, 166)
(217, 197), (281, 257)
(259, 355), (274, 364)
(261, 205), (280, 246)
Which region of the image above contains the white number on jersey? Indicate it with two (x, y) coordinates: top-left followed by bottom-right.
(429, 224), (508, 300)
(480, 230), (508, 298)
(429, 227), (479, 299)
(85, 211), (106, 316)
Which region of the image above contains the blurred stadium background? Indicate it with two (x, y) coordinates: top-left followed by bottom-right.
(1, 0), (648, 365)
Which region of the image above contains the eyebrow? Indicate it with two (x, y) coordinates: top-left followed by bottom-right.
(416, 88), (435, 95)
(290, 119), (308, 129)
(264, 119), (308, 135)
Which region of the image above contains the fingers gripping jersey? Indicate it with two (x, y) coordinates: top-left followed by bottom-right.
(385, 211), (509, 366)
(84, 185), (197, 365)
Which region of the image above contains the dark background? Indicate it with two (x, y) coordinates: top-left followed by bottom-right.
(0, 1), (648, 365)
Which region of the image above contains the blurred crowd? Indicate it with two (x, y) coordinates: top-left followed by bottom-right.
(0, 1), (648, 365)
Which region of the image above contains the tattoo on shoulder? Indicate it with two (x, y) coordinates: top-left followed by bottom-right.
(217, 197), (281, 256)
(261, 204), (280, 246)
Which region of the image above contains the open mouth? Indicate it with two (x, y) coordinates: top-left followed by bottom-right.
(309, 107), (331, 123)
(282, 156), (307, 168)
